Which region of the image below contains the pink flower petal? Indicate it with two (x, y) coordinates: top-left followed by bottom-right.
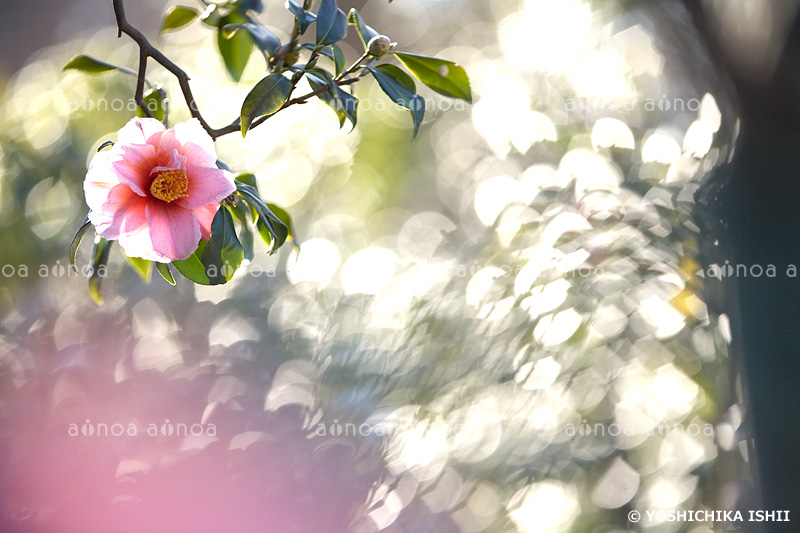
(174, 118), (217, 167)
(84, 152), (121, 209)
(145, 201), (202, 261)
(117, 225), (171, 263)
(117, 117), (165, 146)
(89, 184), (147, 240)
(113, 144), (156, 197)
(149, 149), (187, 178)
(194, 203), (220, 240)
(157, 129), (181, 167)
(176, 165), (235, 209)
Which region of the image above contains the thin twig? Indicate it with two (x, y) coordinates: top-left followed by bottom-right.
(135, 48), (153, 118)
(112, 0), (363, 140)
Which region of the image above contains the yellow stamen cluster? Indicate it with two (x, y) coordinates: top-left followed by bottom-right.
(150, 169), (189, 203)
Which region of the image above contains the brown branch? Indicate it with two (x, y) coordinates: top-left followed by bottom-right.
(112, 0), (362, 140)
(135, 48), (153, 118)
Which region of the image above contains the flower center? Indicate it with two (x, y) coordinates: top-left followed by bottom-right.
(150, 169), (189, 203)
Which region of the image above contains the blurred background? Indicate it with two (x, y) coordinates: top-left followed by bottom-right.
(0, 0), (747, 531)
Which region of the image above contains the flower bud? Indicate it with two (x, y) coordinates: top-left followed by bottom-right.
(368, 35), (392, 57)
(285, 49), (300, 66)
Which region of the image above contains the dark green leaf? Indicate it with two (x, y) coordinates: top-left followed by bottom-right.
(256, 218), (273, 249)
(393, 52), (472, 103)
(238, 219), (255, 261)
(228, 199), (249, 227)
(300, 42), (331, 60)
(228, 198), (255, 261)
(236, 182), (288, 254)
(63, 55), (137, 77)
(307, 74), (344, 126)
(69, 216), (91, 273)
(173, 240), (211, 285)
(155, 262), (176, 285)
(347, 9), (379, 49)
(233, 175), (261, 221)
(300, 45), (345, 74)
(375, 64), (415, 92)
(218, 12), (253, 82)
(160, 5), (199, 34)
(286, 0), (316, 34)
(201, 206), (244, 284)
(234, 173), (259, 189)
(240, 73), (292, 135)
(88, 238), (112, 305)
(316, 0), (348, 46)
(267, 203), (300, 251)
(97, 140), (114, 151)
(229, 195), (258, 261)
(306, 72), (357, 129)
(126, 256), (153, 283)
(216, 159), (232, 171)
(223, 23), (281, 57)
(332, 43), (345, 76)
(367, 66), (425, 139)
(137, 87), (167, 122)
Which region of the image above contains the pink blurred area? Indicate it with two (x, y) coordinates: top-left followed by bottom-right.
(0, 315), (377, 532)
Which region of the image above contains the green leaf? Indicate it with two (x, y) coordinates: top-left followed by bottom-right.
(234, 173), (259, 189)
(255, 218), (273, 250)
(217, 12), (253, 82)
(236, 182), (288, 254)
(286, 0), (316, 34)
(316, 0), (348, 46)
(227, 192), (255, 259)
(347, 9), (379, 49)
(332, 43), (345, 76)
(201, 206), (244, 284)
(126, 256), (153, 283)
(88, 238), (112, 305)
(160, 5), (199, 34)
(367, 66), (425, 139)
(306, 72), (357, 129)
(229, 200), (255, 260)
(173, 240), (211, 285)
(393, 52), (472, 103)
(233, 174), (260, 221)
(237, 216), (255, 261)
(240, 73), (292, 135)
(137, 87), (167, 122)
(70, 216), (92, 273)
(266, 203), (300, 251)
(306, 75), (344, 126)
(63, 55), (137, 77)
(223, 23), (281, 57)
(97, 140), (115, 151)
(375, 64), (415, 92)
(301, 45), (345, 76)
(228, 199), (249, 225)
(155, 262), (176, 285)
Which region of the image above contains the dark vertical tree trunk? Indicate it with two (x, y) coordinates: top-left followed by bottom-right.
(683, 1), (800, 527)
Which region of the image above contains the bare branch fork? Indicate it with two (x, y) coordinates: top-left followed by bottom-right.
(112, 0), (358, 140)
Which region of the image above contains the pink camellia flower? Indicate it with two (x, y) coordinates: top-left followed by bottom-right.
(84, 117), (235, 262)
